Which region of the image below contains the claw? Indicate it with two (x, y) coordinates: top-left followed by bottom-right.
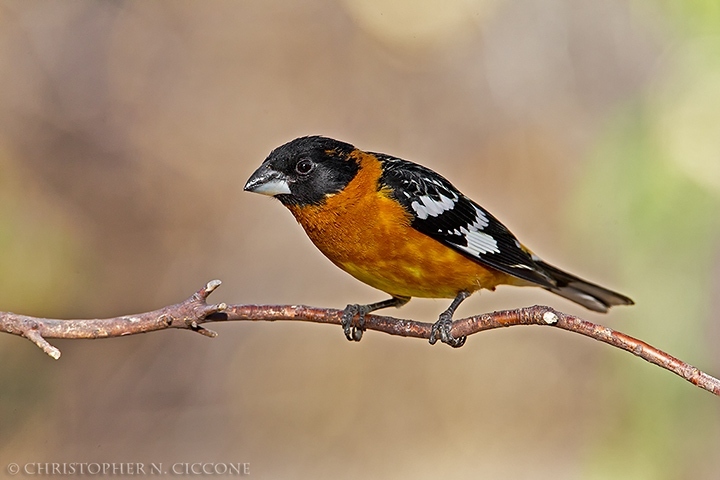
(429, 313), (466, 348)
(429, 290), (470, 348)
(340, 296), (411, 343)
(342, 304), (369, 342)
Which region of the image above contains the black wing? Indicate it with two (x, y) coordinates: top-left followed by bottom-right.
(376, 153), (555, 288)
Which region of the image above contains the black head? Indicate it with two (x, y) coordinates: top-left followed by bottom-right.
(244, 136), (359, 206)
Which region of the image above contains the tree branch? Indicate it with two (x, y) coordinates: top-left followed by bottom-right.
(1, 280), (718, 397)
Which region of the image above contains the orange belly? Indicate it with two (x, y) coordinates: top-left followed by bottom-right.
(287, 152), (514, 299)
(330, 228), (510, 299)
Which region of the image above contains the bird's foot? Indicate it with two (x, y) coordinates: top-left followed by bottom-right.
(342, 304), (370, 342)
(429, 312), (466, 348)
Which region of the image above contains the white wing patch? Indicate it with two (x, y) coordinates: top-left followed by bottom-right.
(469, 206), (489, 229)
(408, 190), (499, 255)
(454, 229), (500, 255)
(411, 192), (458, 220)
(449, 206), (500, 255)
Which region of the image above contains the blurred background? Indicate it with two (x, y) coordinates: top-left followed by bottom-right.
(1, 0), (719, 478)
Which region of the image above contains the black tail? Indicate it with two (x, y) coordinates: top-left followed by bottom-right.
(536, 261), (634, 313)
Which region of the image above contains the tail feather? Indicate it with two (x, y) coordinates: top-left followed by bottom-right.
(536, 260), (634, 313)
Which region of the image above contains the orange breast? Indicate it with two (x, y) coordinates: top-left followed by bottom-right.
(287, 151), (514, 299)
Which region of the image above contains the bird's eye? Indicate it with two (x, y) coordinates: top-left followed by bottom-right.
(295, 159), (315, 175)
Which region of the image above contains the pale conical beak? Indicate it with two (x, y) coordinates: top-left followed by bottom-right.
(244, 165), (291, 196)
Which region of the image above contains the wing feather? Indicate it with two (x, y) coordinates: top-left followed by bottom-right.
(376, 153), (555, 288)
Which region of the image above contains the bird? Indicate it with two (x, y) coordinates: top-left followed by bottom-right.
(244, 136), (633, 347)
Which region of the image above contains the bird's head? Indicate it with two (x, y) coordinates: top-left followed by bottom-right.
(244, 136), (359, 206)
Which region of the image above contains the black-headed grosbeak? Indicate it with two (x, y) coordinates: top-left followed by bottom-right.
(244, 136), (633, 347)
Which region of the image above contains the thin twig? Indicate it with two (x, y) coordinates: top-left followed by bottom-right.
(0, 280), (226, 358)
(1, 280), (718, 397)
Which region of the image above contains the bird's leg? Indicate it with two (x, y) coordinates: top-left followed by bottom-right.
(429, 290), (471, 348)
(342, 296), (410, 342)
